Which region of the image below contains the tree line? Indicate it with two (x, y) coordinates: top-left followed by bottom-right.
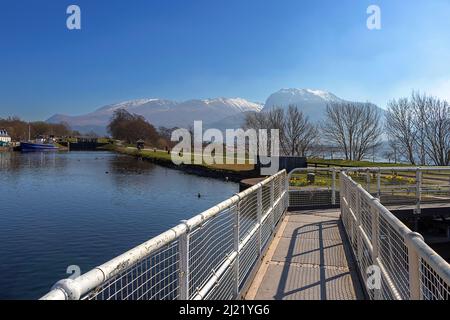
(0, 117), (78, 141)
(245, 91), (450, 166)
(386, 92), (450, 166)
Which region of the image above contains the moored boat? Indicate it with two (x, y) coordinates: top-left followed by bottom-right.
(20, 142), (59, 152)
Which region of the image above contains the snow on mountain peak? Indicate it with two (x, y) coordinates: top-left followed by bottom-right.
(276, 88), (340, 101)
(262, 88), (347, 122)
(49, 96), (263, 134)
(99, 98), (162, 112)
(203, 97), (262, 112)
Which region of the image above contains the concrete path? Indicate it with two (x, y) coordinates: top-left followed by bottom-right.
(246, 209), (365, 300)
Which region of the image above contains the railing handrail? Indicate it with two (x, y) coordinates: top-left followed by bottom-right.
(340, 171), (450, 300)
(41, 170), (287, 300)
(288, 166), (450, 176)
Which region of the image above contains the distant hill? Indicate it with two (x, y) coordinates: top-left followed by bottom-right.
(47, 98), (262, 135)
(46, 89), (383, 135)
(263, 88), (381, 123)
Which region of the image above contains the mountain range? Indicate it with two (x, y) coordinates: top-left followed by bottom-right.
(46, 89), (379, 135)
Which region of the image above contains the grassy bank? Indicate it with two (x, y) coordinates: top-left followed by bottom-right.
(102, 144), (255, 172)
(100, 144), (259, 182)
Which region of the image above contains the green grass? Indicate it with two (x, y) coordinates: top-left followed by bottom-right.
(105, 144), (255, 172)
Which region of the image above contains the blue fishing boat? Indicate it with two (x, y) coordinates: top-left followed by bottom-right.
(19, 125), (59, 152)
(20, 142), (59, 152)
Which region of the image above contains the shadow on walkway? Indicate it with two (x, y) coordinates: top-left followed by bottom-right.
(253, 210), (365, 300)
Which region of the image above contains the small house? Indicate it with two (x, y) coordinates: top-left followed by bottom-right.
(0, 129), (11, 145)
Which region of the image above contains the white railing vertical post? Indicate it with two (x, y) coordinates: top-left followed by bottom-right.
(233, 197), (240, 297)
(356, 186), (363, 264)
(406, 232), (424, 300)
(331, 168), (336, 206)
(285, 172), (289, 209)
(415, 168), (422, 215)
(257, 185), (262, 255)
(377, 168), (381, 200)
(371, 198), (381, 300)
(339, 172), (344, 215)
(179, 221), (190, 300)
(270, 179), (275, 231)
(366, 169), (371, 194)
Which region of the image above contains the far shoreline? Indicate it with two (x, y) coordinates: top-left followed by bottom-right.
(99, 144), (262, 183)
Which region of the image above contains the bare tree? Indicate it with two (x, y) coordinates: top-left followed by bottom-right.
(245, 106), (320, 157)
(322, 102), (382, 161)
(386, 91), (450, 166)
(284, 105), (319, 157)
(412, 92), (428, 165)
(416, 93), (450, 165)
(245, 111), (269, 131)
(385, 98), (417, 164)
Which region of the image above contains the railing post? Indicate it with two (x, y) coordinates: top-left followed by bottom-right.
(366, 169), (371, 194)
(370, 198), (381, 300)
(356, 187), (363, 264)
(285, 172), (289, 209)
(270, 179), (275, 231)
(406, 232), (424, 300)
(415, 168), (422, 215)
(331, 168), (336, 206)
(257, 185), (262, 255)
(179, 221), (190, 300)
(377, 168), (381, 200)
(233, 197), (240, 298)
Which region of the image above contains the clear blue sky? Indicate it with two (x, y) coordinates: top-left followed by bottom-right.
(1, 0), (450, 120)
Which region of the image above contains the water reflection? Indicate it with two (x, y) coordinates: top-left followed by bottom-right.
(0, 151), (67, 172)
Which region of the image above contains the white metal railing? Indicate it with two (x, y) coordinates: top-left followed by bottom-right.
(40, 170), (288, 300)
(288, 167), (450, 211)
(340, 171), (450, 300)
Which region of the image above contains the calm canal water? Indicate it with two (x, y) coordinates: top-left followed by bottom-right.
(0, 151), (238, 299)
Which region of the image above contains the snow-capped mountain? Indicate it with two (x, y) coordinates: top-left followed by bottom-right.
(47, 98), (263, 135)
(263, 88), (346, 122)
(46, 88), (381, 135)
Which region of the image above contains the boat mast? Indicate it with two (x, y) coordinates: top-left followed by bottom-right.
(28, 123), (31, 141)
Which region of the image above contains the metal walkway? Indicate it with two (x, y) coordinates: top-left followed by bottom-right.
(246, 209), (365, 300)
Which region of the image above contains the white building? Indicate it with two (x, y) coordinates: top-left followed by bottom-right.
(0, 129), (11, 144)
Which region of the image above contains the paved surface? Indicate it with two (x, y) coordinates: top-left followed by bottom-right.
(246, 209), (365, 300)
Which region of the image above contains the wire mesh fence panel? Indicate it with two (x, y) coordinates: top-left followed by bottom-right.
(261, 211), (273, 251)
(238, 233), (259, 289)
(289, 189), (334, 208)
(274, 176), (281, 199)
(238, 192), (258, 242)
(358, 233), (374, 298)
(288, 168), (337, 208)
(420, 169), (450, 205)
(84, 240), (180, 300)
(420, 259), (450, 300)
(188, 207), (235, 297)
(359, 193), (373, 241)
(203, 260), (237, 300)
(262, 183), (271, 215)
(378, 170), (417, 206)
(378, 214), (410, 299)
(379, 271), (397, 300)
(274, 196), (285, 227)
